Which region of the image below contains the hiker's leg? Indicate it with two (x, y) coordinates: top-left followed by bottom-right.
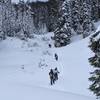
(50, 79), (52, 85)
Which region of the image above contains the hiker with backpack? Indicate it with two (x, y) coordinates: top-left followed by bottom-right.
(55, 53), (58, 61)
(49, 68), (60, 85)
(53, 67), (60, 81)
(49, 69), (55, 85)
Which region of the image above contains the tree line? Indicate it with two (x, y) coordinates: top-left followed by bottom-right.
(0, 0), (100, 44)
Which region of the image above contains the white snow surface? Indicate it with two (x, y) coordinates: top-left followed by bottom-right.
(0, 31), (97, 100)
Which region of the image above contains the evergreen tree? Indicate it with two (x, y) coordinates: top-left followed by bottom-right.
(3, 0), (12, 36)
(48, 0), (59, 32)
(82, 0), (94, 38)
(70, 0), (80, 32)
(0, 0), (7, 40)
(90, 0), (100, 21)
(0, 0), (3, 39)
(54, 0), (72, 47)
(88, 30), (100, 98)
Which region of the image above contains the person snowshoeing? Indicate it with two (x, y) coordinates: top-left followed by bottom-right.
(53, 67), (59, 81)
(49, 69), (55, 85)
(55, 53), (58, 61)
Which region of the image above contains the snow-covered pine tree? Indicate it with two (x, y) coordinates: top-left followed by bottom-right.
(81, 0), (95, 38)
(90, 0), (100, 21)
(0, 0), (4, 40)
(11, 0), (35, 39)
(10, 3), (19, 37)
(48, 0), (59, 32)
(12, 0), (33, 39)
(54, 0), (72, 47)
(30, 1), (48, 34)
(88, 30), (100, 98)
(70, 0), (80, 32)
(69, 0), (95, 37)
(0, 0), (7, 40)
(3, 0), (12, 37)
(17, 0), (26, 39)
(20, 1), (35, 38)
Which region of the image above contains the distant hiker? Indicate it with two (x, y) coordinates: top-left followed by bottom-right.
(49, 69), (55, 85)
(55, 53), (58, 61)
(48, 44), (52, 48)
(53, 67), (59, 81)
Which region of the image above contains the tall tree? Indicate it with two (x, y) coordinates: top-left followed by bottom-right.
(54, 0), (72, 47)
(90, 0), (100, 21)
(89, 30), (100, 98)
(70, 0), (80, 32)
(3, 0), (12, 36)
(48, 0), (59, 32)
(82, 0), (95, 38)
(0, 0), (4, 39)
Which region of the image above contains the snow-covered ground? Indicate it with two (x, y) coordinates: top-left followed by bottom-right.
(0, 30), (97, 100)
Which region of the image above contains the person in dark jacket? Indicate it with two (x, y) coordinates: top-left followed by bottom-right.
(49, 69), (55, 85)
(53, 67), (60, 81)
(48, 44), (52, 48)
(55, 53), (58, 61)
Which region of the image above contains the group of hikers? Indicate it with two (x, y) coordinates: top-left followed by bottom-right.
(48, 44), (59, 85)
(49, 67), (59, 85)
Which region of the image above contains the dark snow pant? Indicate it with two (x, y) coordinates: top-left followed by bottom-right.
(50, 77), (55, 85)
(55, 56), (58, 61)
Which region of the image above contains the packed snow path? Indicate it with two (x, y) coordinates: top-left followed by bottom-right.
(0, 33), (96, 100)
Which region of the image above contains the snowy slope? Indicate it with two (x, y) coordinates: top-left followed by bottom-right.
(0, 32), (97, 100)
(0, 82), (95, 100)
(54, 37), (93, 96)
